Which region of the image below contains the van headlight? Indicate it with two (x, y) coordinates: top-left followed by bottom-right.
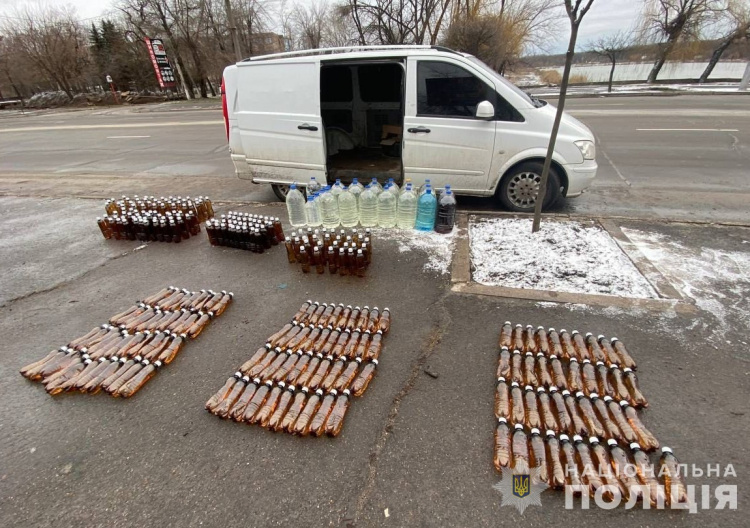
(574, 140), (596, 160)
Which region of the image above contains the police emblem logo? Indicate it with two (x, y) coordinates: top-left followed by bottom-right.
(513, 474), (530, 498)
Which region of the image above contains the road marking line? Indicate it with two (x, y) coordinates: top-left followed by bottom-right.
(0, 121), (223, 133)
(106, 135), (152, 139)
(636, 128), (739, 132)
(596, 135), (631, 187)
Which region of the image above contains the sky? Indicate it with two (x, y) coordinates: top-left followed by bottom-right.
(0, 0), (643, 54)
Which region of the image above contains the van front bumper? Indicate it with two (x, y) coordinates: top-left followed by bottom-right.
(563, 159), (597, 197)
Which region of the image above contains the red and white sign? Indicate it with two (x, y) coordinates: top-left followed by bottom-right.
(145, 37), (176, 89)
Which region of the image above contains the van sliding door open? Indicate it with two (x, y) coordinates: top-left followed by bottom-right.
(235, 60), (326, 185)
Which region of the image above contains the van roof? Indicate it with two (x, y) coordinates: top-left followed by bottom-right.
(242, 45), (466, 64)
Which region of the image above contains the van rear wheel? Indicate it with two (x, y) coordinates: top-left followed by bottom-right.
(272, 184), (306, 202)
(497, 162), (561, 213)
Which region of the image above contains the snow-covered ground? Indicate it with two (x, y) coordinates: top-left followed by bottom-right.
(469, 218), (657, 298)
(389, 227), (458, 275)
(529, 82), (746, 97)
(622, 228), (750, 342)
(539, 61), (747, 84)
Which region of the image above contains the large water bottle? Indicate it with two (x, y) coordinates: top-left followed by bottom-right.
(319, 186), (341, 229)
(418, 179), (432, 196)
(415, 188), (437, 231)
(387, 178), (400, 194)
(349, 179), (364, 211)
(397, 184), (417, 229)
(401, 178), (412, 194)
(359, 184), (378, 227)
(308, 176), (322, 195)
(305, 192), (321, 227)
(286, 183), (307, 227)
(370, 177), (384, 197)
(338, 185), (359, 228)
(377, 185), (397, 228)
(435, 185), (457, 233)
(331, 179), (344, 201)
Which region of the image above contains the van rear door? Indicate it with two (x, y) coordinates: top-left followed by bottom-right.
(235, 59), (326, 184)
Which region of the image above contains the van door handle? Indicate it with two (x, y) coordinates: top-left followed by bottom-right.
(407, 127), (430, 134)
(298, 123), (318, 131)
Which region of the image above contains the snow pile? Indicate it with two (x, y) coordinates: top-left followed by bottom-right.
(390, 227), (458, 275)
(469, 218), (656, 298)
(622, 228), (750, 341)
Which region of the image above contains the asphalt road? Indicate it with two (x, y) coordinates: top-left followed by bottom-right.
(1, 95), (749, 223)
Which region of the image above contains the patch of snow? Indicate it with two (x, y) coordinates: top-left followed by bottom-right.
(622, 228), (750, 342)
(388, 226), (458, 275)
(470, 218), (657, 298)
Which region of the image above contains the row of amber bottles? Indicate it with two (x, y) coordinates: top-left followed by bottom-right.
(496, 346), (647, 408)
(205, 213), (284, 252)
(285, 228), (373, 277)
(98, 211), (201, 243)
(207, 378), (352, 437)
(20, 286), (233, 398)
(493, 379), (658, 450)
(105, 195), (214, 222)
(499, 323), (637, 370)
(493, 424), (688, 507)
(289, 301), (390, 333)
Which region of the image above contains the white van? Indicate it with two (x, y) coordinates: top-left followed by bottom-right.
(221, 45), (597, 212)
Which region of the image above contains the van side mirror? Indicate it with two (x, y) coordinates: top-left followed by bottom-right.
(476, 100), (494, 120)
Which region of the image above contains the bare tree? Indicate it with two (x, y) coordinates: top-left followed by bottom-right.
(344, 0), (453, 45)
(292, 1), (328, 49)
(588, 30), (632, 92)
(699, 0), (750, 82)
(532, 0), (596, 233)
(642, 0), (720, 83)
(0, 5), (89, 100)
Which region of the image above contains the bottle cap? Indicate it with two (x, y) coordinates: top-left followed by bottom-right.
(315, 388), (324, 396)
(590, 392), (599, 399)
(546, 430), (556, 438)
(536, 387), (546, 394)
(328, 389), (338, 397)
(619, 400), (630, 408)
(560, 434), (570, 442)
(570, 357), (578, 363)
(575, 391), (585, 399)
(560, 328), (566, 333)
(498, 417), (507, 424)
(597, 334), (606, 340)
(623, 367), (633, 374)
(371, 359), (379, 366)
(530, 428), (540, 435)
(589, 436), (599, 445)
(513, 423), (524, 431)
(549, 386), (558, 394)
(537, 326), (544, 330)
(241, 376), (250, 383)
(562, 389), (571, 397)
(548, 327), (555, 332)
(511, 381), (520, 388)
(629, 442), (641, 451)
(603, 395), (613, 403)
(661, 446), (673, 454)
(524, 385), (534, 392)
(607, 439), (618, 448)
(582, 359), (591, 365)
(573, 434), (583, 443)
(497, 376), (506, 383)
(536, 352), (544, 358)
(611, 337), (619, 343)
(500, 346), (509, 351)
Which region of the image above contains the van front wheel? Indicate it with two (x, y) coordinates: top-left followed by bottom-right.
(497, 162), (561, 212)
(272, 184), (306, 202)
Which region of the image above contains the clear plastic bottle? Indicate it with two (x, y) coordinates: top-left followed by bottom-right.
(377, 186), (397, 228)
(401, 178), (412, 194)
(285, 183), (307, 227)
(331, 179), (344, 201)
(415, 188), (437, 231)
(359, 184), (378, 227)
(308, 176), (322, 195)
(338, 186), (359, 228)
(397, 184), (417, 229)
(387, 178), (400, 194)
(349, 179), (364, 211)
(319, 186), (341, 229)
(305, 193), (321, 227)
(435, 185), (456, 234)
(370, 177), (383, 197)
(418, 179), (432, 196)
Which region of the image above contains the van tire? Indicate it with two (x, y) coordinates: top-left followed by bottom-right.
(272, 184), (306, 202)
(496, 162), (561, 212)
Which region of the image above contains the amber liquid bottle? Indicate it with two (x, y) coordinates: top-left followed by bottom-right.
(493, 417), (511, 472)
(325, 389), (351, 437)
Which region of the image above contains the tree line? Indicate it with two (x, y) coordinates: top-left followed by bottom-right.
(0, 0), (747, 101)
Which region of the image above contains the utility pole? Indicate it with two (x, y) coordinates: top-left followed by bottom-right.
(740, 62), (750, 91)
(224, 0), (243, 62)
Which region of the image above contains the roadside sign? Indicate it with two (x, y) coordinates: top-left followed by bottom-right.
(145, 37), (177, 89)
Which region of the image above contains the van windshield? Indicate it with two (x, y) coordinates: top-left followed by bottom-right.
(465, 56), (545, 108)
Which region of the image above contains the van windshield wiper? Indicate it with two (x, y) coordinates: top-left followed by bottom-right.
(528, 94), (547, 108)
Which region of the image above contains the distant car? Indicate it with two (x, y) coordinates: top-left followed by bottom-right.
(221, 45), (597, 212)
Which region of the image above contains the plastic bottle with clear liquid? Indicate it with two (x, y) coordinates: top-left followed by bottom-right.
(305, 193), (322, 227)
(308, 176), (322, 195)
(401, 178), (412, 195)
(387, 178), (399, 194)
(435, 185), (456, 234)
(397, 184), (417, 229)
(415, 188), (437, 231)
(285, 183), (307, 228)
(338, 186), (359, 228)
(319, 186), (341, 229)
(359, 184), (378, 227)
(418, 179), (432, 196)
(331, 179), (344, 201)
(349, 179), (364, 211)
(377, 186), (397, 228)
(370, 177), (384, 197)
